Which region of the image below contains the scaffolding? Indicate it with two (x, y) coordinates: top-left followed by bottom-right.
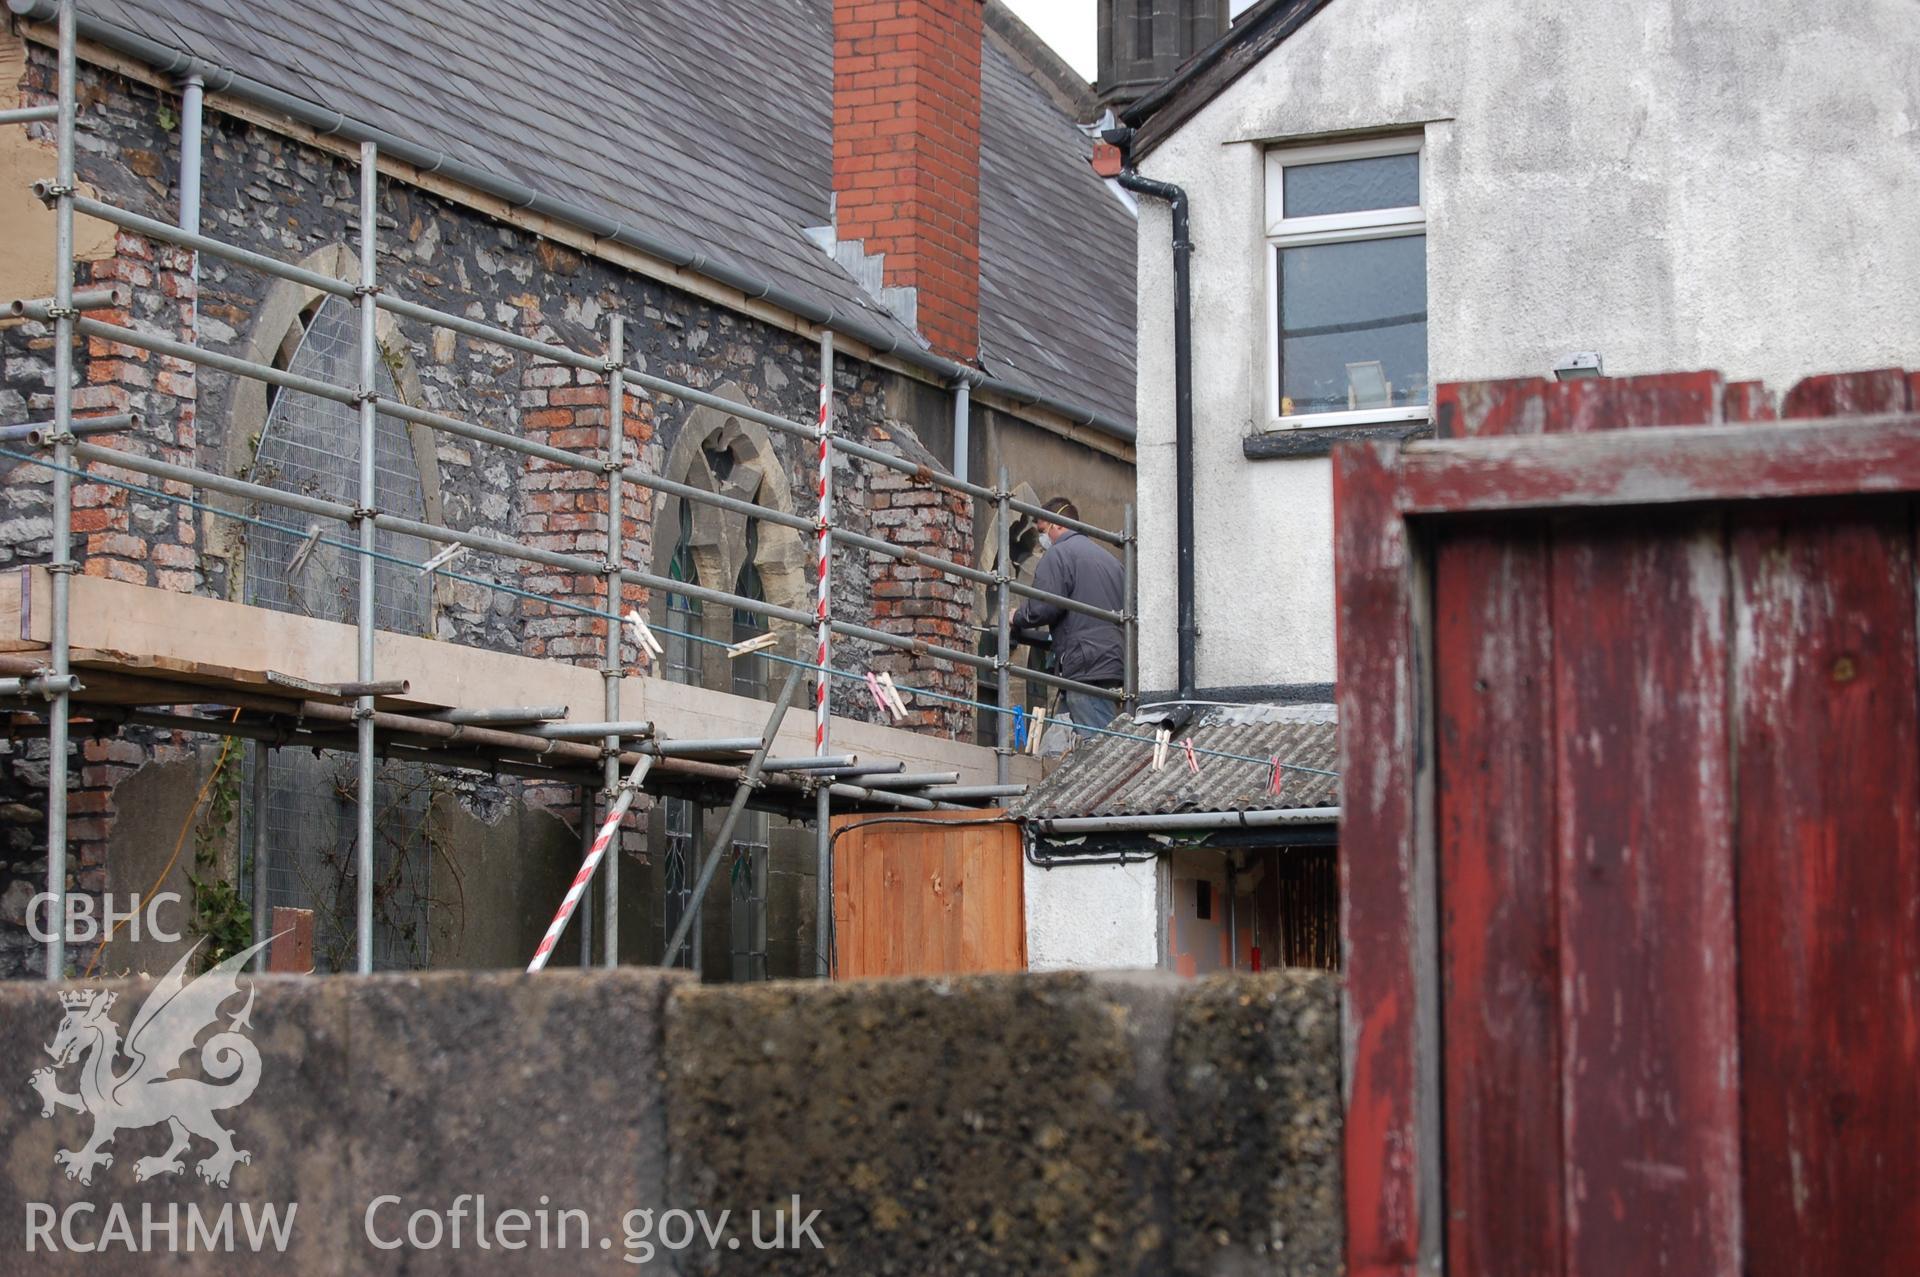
(3, 1), (1137, 979)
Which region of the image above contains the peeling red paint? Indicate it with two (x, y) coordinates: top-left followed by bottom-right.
(1338, 369), (1920, 1275)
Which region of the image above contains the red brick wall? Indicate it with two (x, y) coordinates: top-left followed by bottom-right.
(513, 328), (656, 811)
(72, 232), (200, 592)
(866, 452), (975, 738)
(514, 351), (656, 670)
(833, 0), (983, 361)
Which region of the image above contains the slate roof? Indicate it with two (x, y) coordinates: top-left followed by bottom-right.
(1013, 703), (1340, 821)
(65, 0), (1136, 425)
(978, 30), (1135, 411)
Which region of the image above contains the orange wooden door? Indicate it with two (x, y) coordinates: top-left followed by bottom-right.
(832, 810), (1025, 979)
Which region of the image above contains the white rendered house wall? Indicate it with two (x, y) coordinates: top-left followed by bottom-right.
(1130, 0), (1920, 696)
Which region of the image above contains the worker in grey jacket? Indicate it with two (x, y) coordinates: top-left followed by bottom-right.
(1012, 497), (1125, 739)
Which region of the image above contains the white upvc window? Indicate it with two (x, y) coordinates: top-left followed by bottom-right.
(1264, 135), (1427, 431)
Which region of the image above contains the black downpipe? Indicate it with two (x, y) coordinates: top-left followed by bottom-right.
(1114, 162), (1197, 700)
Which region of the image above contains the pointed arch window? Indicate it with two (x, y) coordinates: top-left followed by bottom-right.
(240, 293), (433, 971)
(664, 499), (704, 686)
(728, 516), (771, 980)
(662, 498), (705, 971)
(731, 520), (769, 699)
(245, 295), (432, 631)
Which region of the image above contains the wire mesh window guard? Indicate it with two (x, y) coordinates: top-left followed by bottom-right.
(662, 797), (699, 972)
(665, 500), (703, 686)
(976, 511), (1049, 745)
(728, 828), (769, 982)
(239, 294), (434, 971)
(661, 494), (705, 971)
(732, 521), (768, 699)
(244, 296), (431, 633)
(727, 513), (772, 979)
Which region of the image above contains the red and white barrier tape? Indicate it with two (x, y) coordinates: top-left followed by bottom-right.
(526, 755), (652, 972)
(814, 377), (832, 755)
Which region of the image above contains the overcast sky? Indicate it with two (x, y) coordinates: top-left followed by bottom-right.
(1002, 0), (1097, 80)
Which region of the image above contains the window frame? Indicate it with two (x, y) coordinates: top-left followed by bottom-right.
(1263, 134), (1428, 433)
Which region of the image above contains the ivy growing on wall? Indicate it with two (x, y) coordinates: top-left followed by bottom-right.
(187, 742), (251, 971)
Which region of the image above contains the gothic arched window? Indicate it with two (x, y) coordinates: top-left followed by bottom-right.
(731, 520), (769, 699)
(664, 498), (704, 686)
(650, 389), (806, 979)
(241, 293), (434, 971)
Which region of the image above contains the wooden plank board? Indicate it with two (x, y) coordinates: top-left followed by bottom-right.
(0, 567), (40, 651)
(831, 810), (1022, 980)
(14, 569), (1019, 782)
(1435, 371), (1724, 440)
(1549, 515), (1742, 1276)
(974, 822), (1026, 969)
(1731, 503), (1920, 1275)
(1341, 383), (1920, 1276)
(1780, 369), (1911, 419)
(1332, 440), (1425, 1277)
(1433, 524), (1564, 1277)
(1397, 414), (1920, 516)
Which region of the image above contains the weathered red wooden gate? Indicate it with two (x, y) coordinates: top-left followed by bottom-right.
(1335, 370), (1920, 1277)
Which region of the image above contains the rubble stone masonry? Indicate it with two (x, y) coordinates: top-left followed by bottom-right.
(0, 45), (1004, 976)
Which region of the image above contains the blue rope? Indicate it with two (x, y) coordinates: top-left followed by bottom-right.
(1, 444), (1339, 779)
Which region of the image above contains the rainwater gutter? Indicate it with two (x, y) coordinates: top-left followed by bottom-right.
(1112, 141), (1196, 698)
(1027, 807), (1341, 835)
(7, 0), (1136, 446)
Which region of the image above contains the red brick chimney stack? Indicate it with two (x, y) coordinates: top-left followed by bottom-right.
(832, 0), (983, 362)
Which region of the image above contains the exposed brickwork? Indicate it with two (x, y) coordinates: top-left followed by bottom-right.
(0, 47), (1048, 977)
(513, 334), (657, 814)
(867, 457), (975, 737)
(76, 233), (201, 593)
(833, 0), (984, 360)
(1, 234), (200, 591)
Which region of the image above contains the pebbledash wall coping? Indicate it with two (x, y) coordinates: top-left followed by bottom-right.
(0, 966), (1341, 1275)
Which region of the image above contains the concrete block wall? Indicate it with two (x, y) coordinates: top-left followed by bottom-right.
(0, 968), (1340, 1275)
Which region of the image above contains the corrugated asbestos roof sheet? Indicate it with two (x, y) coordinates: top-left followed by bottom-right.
(1013, 703), (1340, 820)
(71, 0), (1136, 426)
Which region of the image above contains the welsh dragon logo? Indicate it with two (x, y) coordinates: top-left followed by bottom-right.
(28, 937), (271, 1188)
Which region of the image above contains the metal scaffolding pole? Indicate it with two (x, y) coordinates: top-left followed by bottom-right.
(995, 468), (1013, 788)
(576, 783), (593, 968)
(2, 52), (1136, 986)
(1007, 492), (1125, 546)
(42, 0), (76, 980)
(56, 187), (1137, 559)
(664, 665), (803, 969)
(1123, 504), (1138, 712)
(14, 310), (1129, 697)
(813, 332), (834, 978)
(601, 313), (625, 967)
(527, 755), (652, 973)
(353, 140), (379, 974)
(830, 433), (997, 504)
(251, 744), (270, 972)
